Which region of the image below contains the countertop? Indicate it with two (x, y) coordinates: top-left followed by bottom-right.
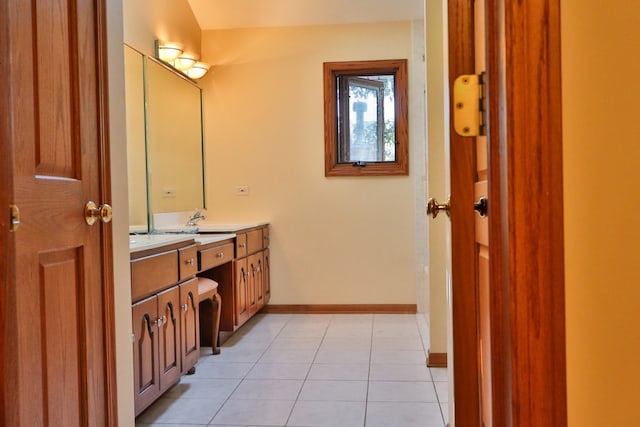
(154, 221), (269, 233)
(129, 234), (197, 253)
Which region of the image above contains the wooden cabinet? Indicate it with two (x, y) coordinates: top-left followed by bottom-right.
(131, 242), (199, 416)
(201, 225), (271, 332)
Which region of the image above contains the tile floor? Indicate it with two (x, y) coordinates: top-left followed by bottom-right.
(136, 313), (449, 427)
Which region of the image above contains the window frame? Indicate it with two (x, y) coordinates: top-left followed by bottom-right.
(323, 59), (409, 177)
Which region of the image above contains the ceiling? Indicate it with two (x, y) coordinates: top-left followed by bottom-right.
(187, 0), (425, 30)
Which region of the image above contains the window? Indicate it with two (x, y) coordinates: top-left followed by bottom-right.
(323, 59), (408, 176)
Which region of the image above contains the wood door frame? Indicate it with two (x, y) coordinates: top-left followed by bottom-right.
(448, 1), (567, 426)
(0, 0), (118, 424)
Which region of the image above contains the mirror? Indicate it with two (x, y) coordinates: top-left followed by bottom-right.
(124, 46), (148, 233)
(323, 59), (408, 176)
(124, 45), (206, 233)
(145, 57), (205, 224)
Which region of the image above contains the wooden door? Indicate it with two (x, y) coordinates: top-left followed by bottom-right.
(179, 278), (200, 373)
(1, 0), (116, 425)
(157, 286), (182, 390)
(448, 0), (567, 426)
(234, 259), (250, 327)
(132, 296), (160, 415)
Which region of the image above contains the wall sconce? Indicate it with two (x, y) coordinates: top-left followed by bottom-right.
(155, 40), (210, 80)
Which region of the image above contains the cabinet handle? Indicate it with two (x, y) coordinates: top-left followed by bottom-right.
(217, 252), (224, 258)
(238, 243), (246, 248)
(181, 303), (188, 312)
(185, 258), (195, 265)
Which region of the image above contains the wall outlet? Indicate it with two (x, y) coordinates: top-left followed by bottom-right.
(236, 186), (250, 196)
(162, 188), (176, 198)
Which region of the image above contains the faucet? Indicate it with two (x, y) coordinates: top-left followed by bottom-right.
(186, 209), (206, 227)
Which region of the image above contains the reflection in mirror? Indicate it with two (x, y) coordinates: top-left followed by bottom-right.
(124, 45), (148, 233)
(145, 57), (205, 226)
(324, 59), (408, 176)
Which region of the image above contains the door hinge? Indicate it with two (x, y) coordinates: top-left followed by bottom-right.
(9, 204), (20, 232)
(453, 72), (486, 136)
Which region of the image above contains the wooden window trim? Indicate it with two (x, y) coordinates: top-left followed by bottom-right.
(323, 59), (409, 177)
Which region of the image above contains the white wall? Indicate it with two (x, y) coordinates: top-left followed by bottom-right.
(562, 0), (640, 424)
(199, 22), (423, 306)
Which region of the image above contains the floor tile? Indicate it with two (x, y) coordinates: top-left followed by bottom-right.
(230, 379), (303, 400)
(287, 400), (366, 427)
(314, 348), (371, 364)
(434, 381), (449, 403)
(370, 349), (427, 365)
(365, 402), (444, 427)
(270, 336), (323, 350)
(367, 381), (438, 402)
(191, 361), (254, 379)
(165, 378), (241, 400)
(369, 363), (431, 381)
(136, 397), (224, 425)
(307, 363), (369, 381)
(210, 399), (294, 426)
(429, 367), (448, 382)
(246, 362), (311, 380)
(298, 380), (367, 401)
(371, 336), (424, 351)
(259, 348), (317, 363)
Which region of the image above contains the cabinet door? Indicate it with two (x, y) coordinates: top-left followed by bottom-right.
(234, 259), (251, 327)
(263, 248), (271, 304)
(179, 277), (199, 373)
(157, 286), (181, 392)
(249, 252), (264, 313)
(132, 296), (160, 415)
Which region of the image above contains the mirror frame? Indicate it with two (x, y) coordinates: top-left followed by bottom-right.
(323, 59), (409, 176)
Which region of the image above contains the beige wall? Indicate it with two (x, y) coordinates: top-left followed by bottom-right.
(199, 23), (421, 305)
(562, 0), (640, 425)
(123, 0), (200, 57)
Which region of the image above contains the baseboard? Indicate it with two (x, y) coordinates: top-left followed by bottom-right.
(427, 352), (448, 368)
(261, 304), (417, 314)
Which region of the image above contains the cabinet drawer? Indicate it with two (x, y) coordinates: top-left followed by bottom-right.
(179, 245), (198, 280)
(199, 243), (234, 271)
(131, 250), (178, 302)
(246, 229), (263, 254)
(236, 234), (247, 258)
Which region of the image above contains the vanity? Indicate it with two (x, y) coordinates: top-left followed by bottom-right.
(129, 223), (270, 416)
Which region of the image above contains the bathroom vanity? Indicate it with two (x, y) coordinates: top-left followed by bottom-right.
(129, 223), (270, 415)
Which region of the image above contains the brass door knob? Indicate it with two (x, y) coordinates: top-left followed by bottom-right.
(85, 201), (113, 225)
(426, 197), (451, 219)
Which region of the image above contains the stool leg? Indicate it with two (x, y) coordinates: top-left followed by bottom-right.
(211, 293), (222, 355)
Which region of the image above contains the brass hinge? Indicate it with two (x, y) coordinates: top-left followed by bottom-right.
(9, 204), (20, 232)
(453, 72), (486, 136)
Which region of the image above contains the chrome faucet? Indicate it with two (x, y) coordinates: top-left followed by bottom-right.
(186, 210), (206, 227)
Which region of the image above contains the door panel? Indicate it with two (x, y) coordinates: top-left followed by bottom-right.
(132, 296), (160, 413)
(234, 260), (250, 327)
(180, 278), (200, 373)
(4, 0), (114, 425)
(158, 286), (181, 390)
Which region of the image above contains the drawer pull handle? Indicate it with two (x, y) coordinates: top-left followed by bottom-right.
(217, 252), (224, 258)
(181, 303), (188, 312)
(185, 258), (195, 265)
(238, 243), (246, 248)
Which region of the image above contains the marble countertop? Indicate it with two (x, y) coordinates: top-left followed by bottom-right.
(194, 233), (236, 245)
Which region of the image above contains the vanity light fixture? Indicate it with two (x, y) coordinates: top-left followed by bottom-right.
(173, 53), (198, 71)
(154, 40), (211, 80)
(156, 41), (184, 62)
(185, 62), (211, 80)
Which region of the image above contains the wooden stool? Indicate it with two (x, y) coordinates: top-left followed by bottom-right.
(197, 277), (221, 355)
